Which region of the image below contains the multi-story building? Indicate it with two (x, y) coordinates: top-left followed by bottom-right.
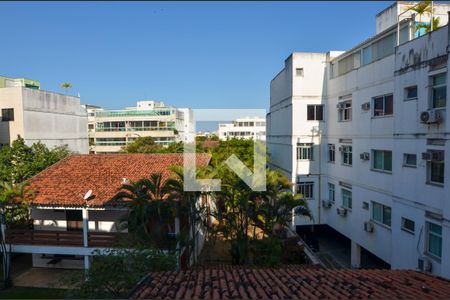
(86, 100), (195, 153)
(218, 117), (266, 141)
(0, 79), (88, 153)
(267, 2), (450, 278)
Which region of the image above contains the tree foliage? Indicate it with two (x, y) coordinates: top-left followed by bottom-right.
(0, 136), (71, 183)
(65, 248), (176, 299)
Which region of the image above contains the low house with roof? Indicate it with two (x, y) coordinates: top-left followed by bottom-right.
(4, 153), (211, 270)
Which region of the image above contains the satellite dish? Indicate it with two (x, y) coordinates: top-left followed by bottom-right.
(83, 190), (93, 200)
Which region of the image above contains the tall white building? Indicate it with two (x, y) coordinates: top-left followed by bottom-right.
(86, 100), (195, 153)
(267, 2), (450, 278)
(0, 85), (88, 154)
(218, 117), (266, 141)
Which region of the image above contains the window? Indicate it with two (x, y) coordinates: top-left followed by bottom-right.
(328, 183), (335, 203)
(431, 73), (446, 108)
(372, 150), (392, 172)
(373, 94), (393, 117)
(307, 105), (324, 121)
(338, 101), (352, 121)
(405, 86), (418, 100)
(427, 151), (444, 185)
(328, 144), (335, 163)
(297, 143), (313, 160)
(1, 108), (14, 122)
(403, 153), (417, 168)
(338, 53), (356, 76)
(296, 182), (314, 199)
(341, 145), (352, 166)
(88, 124), (94, 130)
(342, 189), (352, 209)
(372, 202), (391, 227)
(296, 68), (304, 77)
(426, 222), (442, 258)
(361, 33), (395, 66)
(401, 217), (415, 233)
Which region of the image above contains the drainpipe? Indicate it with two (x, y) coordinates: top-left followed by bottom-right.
(430, 1), (434, 32)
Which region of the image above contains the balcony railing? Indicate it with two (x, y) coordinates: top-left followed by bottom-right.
(5, 229), (127, 248)
(95, 109), (174, 118)
(95, 127), (176, 132)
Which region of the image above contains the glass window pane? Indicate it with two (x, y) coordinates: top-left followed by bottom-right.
(316, 105), (323, 120)
(383, 206), (391, 226)
(431, 162), (444, 183)
(373, 150), (383, 169)
(374, 97), (384, 116)
(385, 95), (393, 115)
(384, 151), (392, 171)
(307, 106), (315, 120)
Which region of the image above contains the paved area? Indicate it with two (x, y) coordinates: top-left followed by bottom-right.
(13, 267), (80, 289)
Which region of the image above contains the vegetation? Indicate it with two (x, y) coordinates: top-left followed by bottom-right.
(408, 1), (441, 35)
(60, 82), (72, 94)
(123, 136), (185, 153)
(0, 287), (68, 299)
(0, 136), (71, 183)
(66, 248), (176, 299)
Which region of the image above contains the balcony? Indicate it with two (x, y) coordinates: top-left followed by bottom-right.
(5, 229), (127, 248)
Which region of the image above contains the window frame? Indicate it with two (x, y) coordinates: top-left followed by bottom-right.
(401, 217), (415, 234)
(426, 150), (445, 186)
(372, 150), (392, 173)
(307, 105), (324, 121)
(338, 100), (352, 122)
(403, 153), (417, 168)
(341, 145), (353, 166)
(371, 201), (392, 227)
(296, 143), (314, 161)
(341, 188), (352, 209)
(430, 73), (446, 109)
(328, 144), (335, 163)
(328, 183), (335, 203)
(372, 94), (393, 117)
(404, 85), (418, 101)
(1, 108), (14, 122)
(426, 221), (442, 259)
(296, 68), (304, 77)
(296, 182), (314, 200)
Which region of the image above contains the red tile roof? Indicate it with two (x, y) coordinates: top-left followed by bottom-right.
(130, 266), (450, 299)
(28, 153), (211, 207)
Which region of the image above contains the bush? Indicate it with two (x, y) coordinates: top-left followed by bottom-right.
(281, 237), (308, 264)
(65, 248), (176, 299)
(249, 238), (283, 267)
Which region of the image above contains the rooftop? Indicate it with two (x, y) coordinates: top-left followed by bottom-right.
(130, 266), (450, 299)
(28, 153), (211, 207)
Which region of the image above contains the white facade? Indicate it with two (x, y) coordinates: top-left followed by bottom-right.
(218, 117), (266, 141)
(86, 100), (195, 153)
(0, 87), (88, 154)
(268, 3), (450, 278)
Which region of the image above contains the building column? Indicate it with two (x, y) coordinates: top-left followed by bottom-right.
(351, 240), (361, 269)
(82, 207), (90, 271)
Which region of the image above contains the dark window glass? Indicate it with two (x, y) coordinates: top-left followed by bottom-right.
(1, 108), (14, 122)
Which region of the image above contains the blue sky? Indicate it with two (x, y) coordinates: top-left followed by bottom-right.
(0, 1), (390, 110)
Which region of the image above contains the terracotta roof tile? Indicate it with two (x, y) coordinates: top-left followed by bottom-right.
(130, 266), (450, 299)
(27, 153), (211, 207)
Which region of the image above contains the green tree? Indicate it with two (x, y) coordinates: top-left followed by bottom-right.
(123, 136), (164, 153)
(0, 137), (71, 183)
(113, 173), (179, 250)
(416, 17), (441, 34)
(60, 82), (72, 94)
(65, 248), (176, 299)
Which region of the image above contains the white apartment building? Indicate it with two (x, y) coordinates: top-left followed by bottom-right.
(218, 117), (266, 141)
(267, 2), (450, 278)
(0, 85), (88, 154)
(86, 100), (195, 153)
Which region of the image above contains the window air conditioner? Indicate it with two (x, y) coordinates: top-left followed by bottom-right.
(360, 152), (370, 160)
(363, 221), (374, 233)
(361, 102), (370, 111)
(337, 207), (347, 216)
(420, 109), (442, 124)
(322, 200), (332, 208)
(418, 257), (432, 272)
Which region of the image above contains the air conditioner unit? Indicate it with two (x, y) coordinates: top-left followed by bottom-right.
(363, 221), (374, 233)
(336, 103), (345, 109)
(422, 152), (432, 161)
(420, 109), (442, 124)
(361, 102), (370, 111)
(322, 200), (332, 208)
(337, 207), (347, 216)
(360, 152), (370, 160)
(418, 257), (433, 272)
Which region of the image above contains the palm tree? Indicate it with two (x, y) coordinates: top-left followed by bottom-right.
(60, 82), (72, 94)
(113, 173), (179, 250)
(416, 17), (441, 34)
(408, 0), (431, 22)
